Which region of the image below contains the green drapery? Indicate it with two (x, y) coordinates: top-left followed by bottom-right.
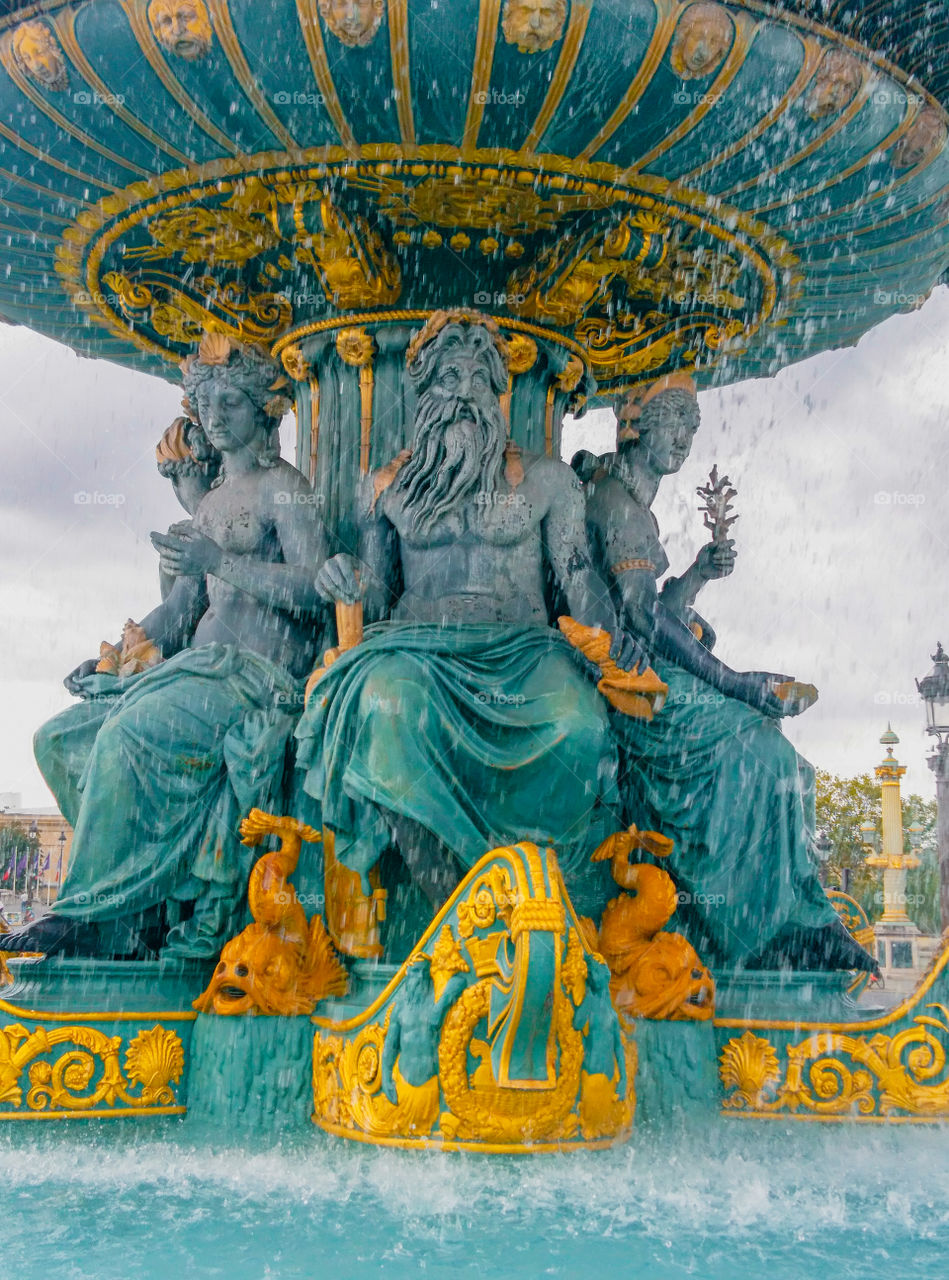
(614, 658), (840, 965)
(294, 623), (619, 915)
(35, 644), (299, 956)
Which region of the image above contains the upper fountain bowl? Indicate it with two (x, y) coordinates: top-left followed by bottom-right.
(0, 0), (947, 394)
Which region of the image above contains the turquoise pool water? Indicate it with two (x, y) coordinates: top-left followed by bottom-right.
(3, 1121), (947, 1278)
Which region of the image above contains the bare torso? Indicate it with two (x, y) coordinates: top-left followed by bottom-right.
(379, 454), (564, 625)
(189, 461), (322, 677)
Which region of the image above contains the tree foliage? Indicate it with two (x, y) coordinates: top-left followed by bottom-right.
(815, 770), (940, 934)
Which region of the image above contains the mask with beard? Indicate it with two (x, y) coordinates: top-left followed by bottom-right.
(396, 389), (507, 533)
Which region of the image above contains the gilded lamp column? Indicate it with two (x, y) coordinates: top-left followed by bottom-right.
(864, 727), (922, 978)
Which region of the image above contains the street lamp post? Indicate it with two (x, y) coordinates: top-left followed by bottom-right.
(916, 643), (949, 932)
(55, 828), (66, 904)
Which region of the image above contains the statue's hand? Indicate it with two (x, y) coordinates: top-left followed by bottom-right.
(694, 538), (736, 581)
(64, 658), (100, 695)
(736, 671), (795, 718)
(315, 554), (362, 604)
(150, 527), (223, 578)
(609, 629), (648, 674)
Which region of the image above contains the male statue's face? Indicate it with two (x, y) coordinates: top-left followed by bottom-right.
(632, 391), (700, 475)
(430, 343), (496, 422)
(197, 379), (262, 453)
(397, 326), (508, 532)
(148, 0), (213, 60)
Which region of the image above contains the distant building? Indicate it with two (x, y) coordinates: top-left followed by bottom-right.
(0, 803), (72, 911)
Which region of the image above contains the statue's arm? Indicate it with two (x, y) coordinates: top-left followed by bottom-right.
(659, 539), (736, 619)
(587, 482), (783, 712)
(137, 574), (207, 654)
(542, 466), (642, 668)
(354, 477), (400, 622)
(433, 972), (467, 1022)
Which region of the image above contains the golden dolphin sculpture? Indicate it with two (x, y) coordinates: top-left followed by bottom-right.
(194, 809), (348, 1017)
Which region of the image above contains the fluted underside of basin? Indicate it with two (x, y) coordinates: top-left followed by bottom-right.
(0, 0), (946, 396)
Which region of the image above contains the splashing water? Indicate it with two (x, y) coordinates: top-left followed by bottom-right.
(3, 1121), (948, 1278)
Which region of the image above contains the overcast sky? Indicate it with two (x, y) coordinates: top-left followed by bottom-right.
(1, 292), (947, 809)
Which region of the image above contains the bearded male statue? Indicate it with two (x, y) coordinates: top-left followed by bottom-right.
(299, 311), (642, 919)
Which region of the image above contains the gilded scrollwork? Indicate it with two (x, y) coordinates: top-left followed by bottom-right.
(102, 270), (292, 346)
(720, 1003), (949, 1119)
(1, 1021), (186, 1115)
(58, 154), (798, 387)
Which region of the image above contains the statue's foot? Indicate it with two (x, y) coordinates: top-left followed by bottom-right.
(0, 913), (165, 960)
(0, 914), (101, 957)
(749, 920), (880, 976)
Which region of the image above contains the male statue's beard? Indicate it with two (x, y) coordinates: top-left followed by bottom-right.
(397, 391), (507, 532)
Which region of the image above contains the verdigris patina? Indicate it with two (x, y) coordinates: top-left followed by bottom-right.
(5, 335), (332, 960)
(577, 374), (873, 972)
(297, 310), (643, 921)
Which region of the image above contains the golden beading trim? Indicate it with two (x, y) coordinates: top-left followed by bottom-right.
(611, 558), (657, 575)
(272, 308), (589, 361)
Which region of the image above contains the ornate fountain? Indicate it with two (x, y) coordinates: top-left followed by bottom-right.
(2, 0), (949, 1142)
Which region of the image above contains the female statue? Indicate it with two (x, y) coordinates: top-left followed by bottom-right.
(577, 374), (873, 972)
(4, 336), (331, 960)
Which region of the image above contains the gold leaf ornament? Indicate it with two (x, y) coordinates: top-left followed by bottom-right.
(336, 327), (375, 367)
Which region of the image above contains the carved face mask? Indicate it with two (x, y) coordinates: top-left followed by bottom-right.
(318, 0), (385, 47)
(12, 22), (68, 91)
(148, 0), (213, 60)
(501, 0), (567, 54)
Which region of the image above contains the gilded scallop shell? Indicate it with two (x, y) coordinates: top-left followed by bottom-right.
(124, 1026), (185, 1103)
